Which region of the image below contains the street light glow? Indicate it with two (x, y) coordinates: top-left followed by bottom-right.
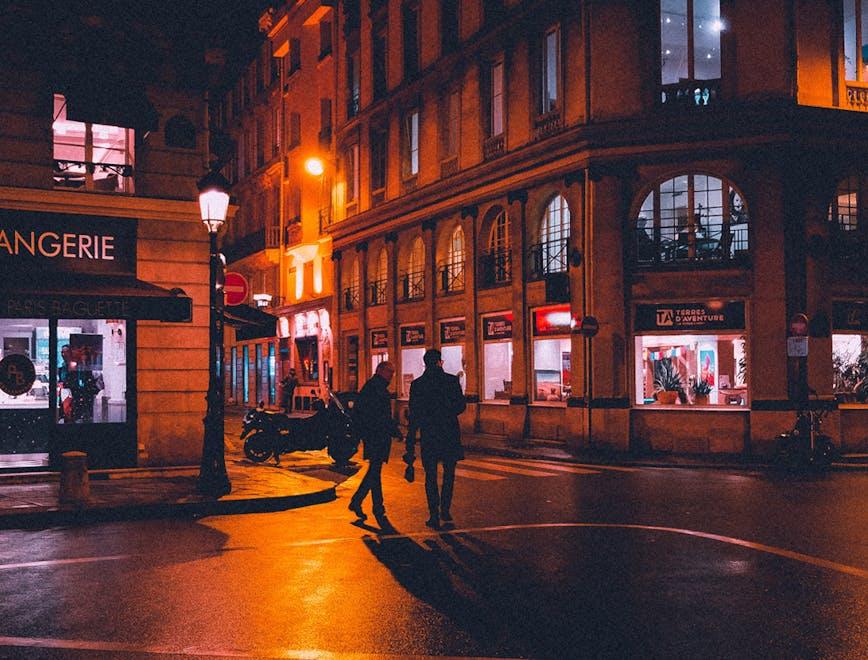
(305, 157), (325, 176)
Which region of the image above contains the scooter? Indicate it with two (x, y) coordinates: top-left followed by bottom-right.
(241, 388), (358, 467)
(774, 394), (837, 470)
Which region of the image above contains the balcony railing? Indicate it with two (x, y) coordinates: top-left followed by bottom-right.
(342, 285), (360, 311)
(399, 269), (425, 301)
(53, 159), (133, 193)
(846, 83), (868, 111)
(368, 278), (387, 305)
(284, 218), (301, 247)
(437, 259), (465, 293)
(633, 220), (750, 266)
(660, 78), (721, 108)
(266, 226), (281, 249)
(527, 238), (569, 280)
(440, 156), (459, 178)
(223, 227), (283, 263)
(532, 111), (563, 141)
(483, 134), (505, 160)
(479, 248), (512, 287)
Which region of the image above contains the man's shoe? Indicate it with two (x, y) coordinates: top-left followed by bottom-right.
(348, 501), (367, 521)
(425, 517), (441, 530)
(440, 510), (453, 522)
(375, 514), (395, 533)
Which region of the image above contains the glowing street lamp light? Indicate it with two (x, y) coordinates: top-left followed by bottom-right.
(196, 167), (232, 497)
(304, 156), (325, 177)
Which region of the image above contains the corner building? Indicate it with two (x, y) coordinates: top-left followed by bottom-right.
(319, 0), (868, 455)
(0, 9), (215, 468)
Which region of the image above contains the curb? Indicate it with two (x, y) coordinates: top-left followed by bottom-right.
(462, 443), (868, 472)
(0, 485), (336, 530)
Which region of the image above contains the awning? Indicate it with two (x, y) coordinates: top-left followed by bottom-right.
(0, 274), (192, 322)
(224, 304), (277, 341)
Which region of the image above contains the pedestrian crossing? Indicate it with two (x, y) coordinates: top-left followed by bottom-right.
(452, 456), (629, 481)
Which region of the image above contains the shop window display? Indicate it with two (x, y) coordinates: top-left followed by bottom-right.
(833, 334), (868, 403)
(400, 347), (425, 398)
(0, 319), (49, 410)
(57, 319), (127, 424)
(441, 344), (466, 392)
(634, 334), (747, 406)
(483, 342), (513, 400)
(533, 338), (571, 402)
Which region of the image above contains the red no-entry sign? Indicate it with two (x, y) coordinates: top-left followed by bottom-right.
(224, 272), (249, 306)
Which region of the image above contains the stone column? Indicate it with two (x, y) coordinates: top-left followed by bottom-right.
(331, 249), (343, 389)
(423, 219), (437, 348)
(461, 204), (480, 434)
(356, 241), (369, 381)
(563, 171), (586, 450)
(507, 189), (529, 444)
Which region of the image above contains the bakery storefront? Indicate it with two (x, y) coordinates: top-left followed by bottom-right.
(0, 210), (191, 469)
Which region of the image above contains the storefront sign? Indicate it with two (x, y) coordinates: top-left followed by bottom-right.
(533, 305), (572, 336)
(2, 293), (190, 322)
(400, 325), (426, 346)
(787, 336), (808, 358)
(371, 330), (389, 349)
(634, 301), (745, 332)
(0, 354), (36, 396)
(0, 210), (136, 275)
(832, 301), (868, 332)
(440, 319), (466, 344)
(482, 313), (513, 340)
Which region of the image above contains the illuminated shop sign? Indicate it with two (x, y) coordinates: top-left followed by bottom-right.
(440, 319), (466, 344)
(634, 301), (745, 332)
(400, 325), (426, 346)
(532, 304), (572, 336)
(371, 330), (389, 348)
(0, 209), (135, 275)
(832, 301), (868, 332)
(482, 313), (513, 340)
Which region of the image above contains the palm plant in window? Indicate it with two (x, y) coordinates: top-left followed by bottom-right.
(653, 358), (684, 404)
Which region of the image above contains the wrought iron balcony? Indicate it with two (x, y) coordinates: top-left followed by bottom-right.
(479, 248), (511, 287)
(368, 278), (387, 306)
(342, 285), (360, 311)
(846, 83), (868, 111)
(399, 269), (425, 301)
(53, 159), (133, 193)
(223, 226), (282, 264)
(633, 220), (750, 267)
(437, 259), (465, 293)
(483, 134), (505, 161)
(660, 78), (721, 108)
(527, 238), (569, 280)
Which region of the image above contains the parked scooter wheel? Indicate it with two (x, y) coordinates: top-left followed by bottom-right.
(243, 432), (274, 463)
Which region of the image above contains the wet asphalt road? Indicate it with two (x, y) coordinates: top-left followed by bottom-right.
(0, 451), (867, 659)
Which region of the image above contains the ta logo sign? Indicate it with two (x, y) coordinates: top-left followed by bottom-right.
(656, 309), (674, 327)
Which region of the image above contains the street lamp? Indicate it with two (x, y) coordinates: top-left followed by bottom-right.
(197, 167), (232, 497)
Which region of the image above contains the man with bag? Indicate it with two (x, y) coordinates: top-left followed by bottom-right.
(348, 360), (402, 531)
(405, 349), (466, 530)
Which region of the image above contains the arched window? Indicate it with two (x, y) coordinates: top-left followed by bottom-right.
(485, 208), (511, 284)
(343, 257), (360, 310)
(633, 174), (749, 265)
(402, 237), (425, 300)
(369, 247), (388, 305)
(536, 194), (570, 275)
(443, 225), (465, 292)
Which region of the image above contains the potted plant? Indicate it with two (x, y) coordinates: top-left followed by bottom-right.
(653, 359), (683, 405)
(692, 378), (712, 405)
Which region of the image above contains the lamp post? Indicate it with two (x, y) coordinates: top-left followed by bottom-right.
(197, 168), (232, 497)
(304, 156), (331, 234)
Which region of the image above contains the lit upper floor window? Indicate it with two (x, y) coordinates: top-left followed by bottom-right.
(844, 0), (868, 81)
(540, 26), (560, 115)
(660, 0), (723, 107)
(52, 94), (134, 193)
(828, 173), (865, 259)
(633, 174), (749, 266)
(402, 109), (420, 178)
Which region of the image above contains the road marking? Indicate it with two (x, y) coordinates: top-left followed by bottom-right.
(459, 459), (560, 477)
(485, 456), (638, 473)
(2, 523), (866, 581)
(484, 457), (600, 475)
(454, 467), (507, 481)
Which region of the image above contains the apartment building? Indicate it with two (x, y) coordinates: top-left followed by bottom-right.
(321, 0), (868, 454)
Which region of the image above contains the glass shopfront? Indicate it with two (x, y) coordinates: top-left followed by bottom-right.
(633, 301), (748, 407)
(371, 329), (389, 376)
(482, 312), (513, 401)
(440, 318), (466, 392)
(0, 209), (191, 468)
(399, 324), (426, 399)
(832, 301), (868, 404)
(531, 305), (572, 403)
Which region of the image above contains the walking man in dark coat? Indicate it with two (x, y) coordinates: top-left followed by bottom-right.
(348, 360), (401, 530)
(405, 349), (467, 529)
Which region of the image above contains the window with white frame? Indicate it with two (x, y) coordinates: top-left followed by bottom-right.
(536, 194), (570, 275)
(634, 174), (749, 265)
(828, 173), (863, 234)
(844, 0), (868, 81)
(482, 312), (513, 401)
(52, 94), (134, 193)
(483, 208), (511, 284)
(442, 225), (465, 292)
(343, 257), (360, 311)
(344, 143), (360, 206)
(660, 0), (722, 103)
(370, 247), (388, 305)
(488, 58), (505, 137)
(833, 333), (868, 403)
(402, 108), (420, 178)
(402, 237), (425, 300)
(540, 25), (560, 115)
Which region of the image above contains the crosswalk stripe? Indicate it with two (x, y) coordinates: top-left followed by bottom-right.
(459, 459), (558, 477)
(454, 468), (507, 481)
(484, 457), (600, 475)
(486, 456), (638, 473)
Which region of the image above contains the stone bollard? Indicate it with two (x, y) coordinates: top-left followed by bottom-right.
(59, 451), (90, 506)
